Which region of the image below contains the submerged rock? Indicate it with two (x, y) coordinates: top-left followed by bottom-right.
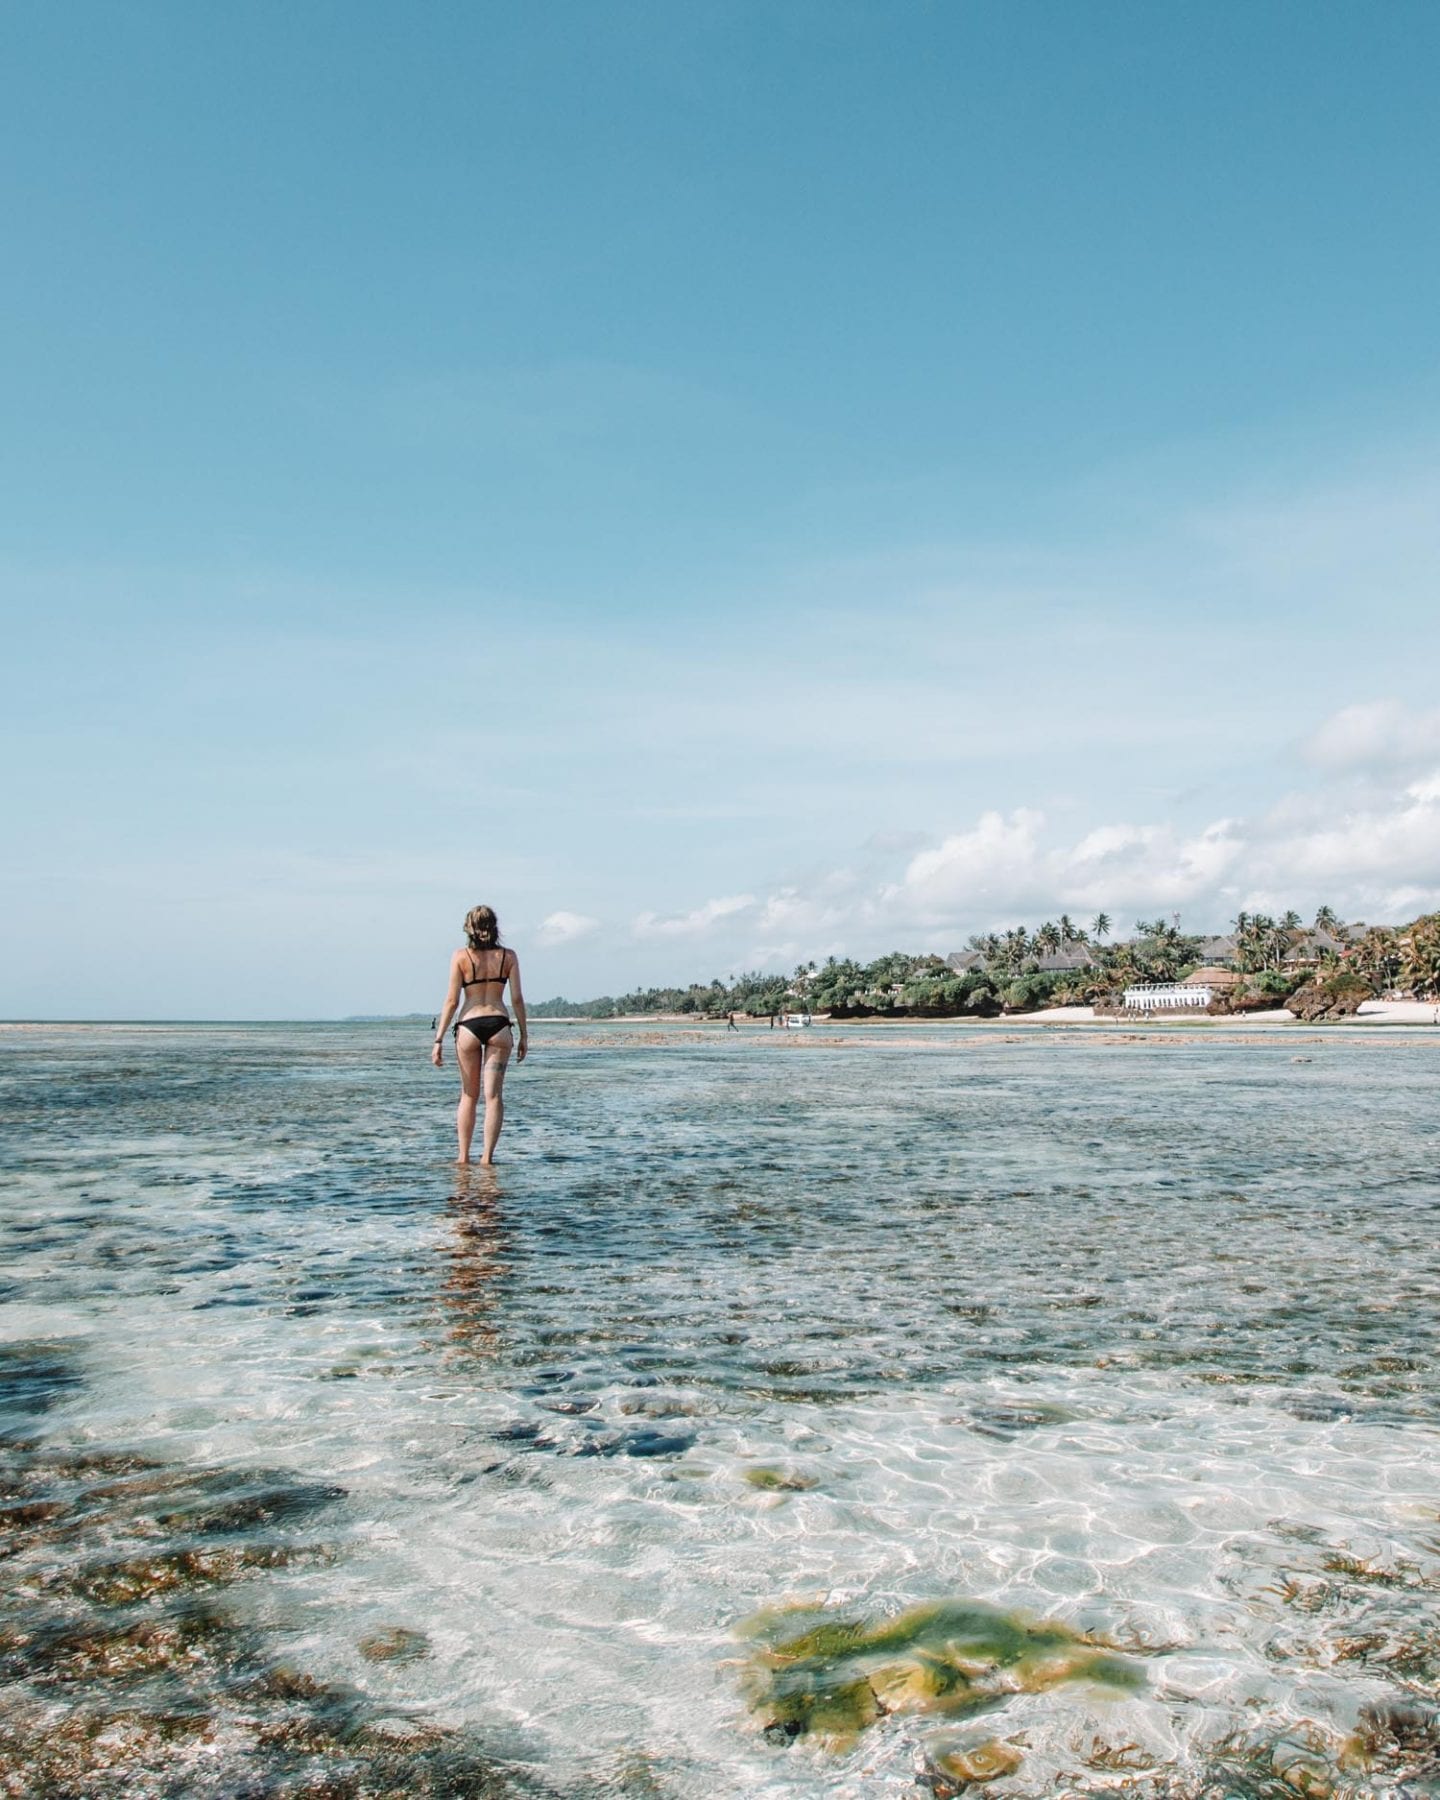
(0, 1341), (85, 1422)
(925, 1734), (1025, 1793)
(0, 1431), (556, 1798)
(1200, 1709), (1440, 1800)
(742, 1467), (819, 1492)
(7, 1600), (235, 1685)
(737, 1597), (1146, 1751)
(570, 1427), (696, 1458)
(70, 1539), (332, 1605)
(620, 1429), (695, 1457)
(760, 1675), (879, 1746)
(359, 1625), (432, 1663)
(960, 1401), (1075, 1439)
(1342, 1699), (1440, 1783)
(158, 1478), (346, 1535)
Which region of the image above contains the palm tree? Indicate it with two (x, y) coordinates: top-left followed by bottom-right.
(1057, 913), (1080, 945)
(1400, 914), (1440, 999)
(1234, 913), (1265, 973)
(1352, 925), (1402, 994)
(1105, 941), (1137, 988)
(1090, 912), (1111, 942)
(1313, 904), (1339, 933)
(998, 926), (1033, 973)
(1035, 921), (1062, 957)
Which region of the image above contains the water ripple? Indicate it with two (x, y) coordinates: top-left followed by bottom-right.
(2, 1021), (1438, 1796)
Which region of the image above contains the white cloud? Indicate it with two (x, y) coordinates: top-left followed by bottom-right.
(632, 894), (756, 938)
(877, 810), (1249, 932)
(1303, 700), (1440, 772)
(1249, 770), (1440, 906)
(624, 751), (1440, 966)
(888, 810), (1048, 921)
(535, 910), (600, 946)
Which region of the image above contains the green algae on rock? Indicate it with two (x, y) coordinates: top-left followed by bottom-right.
(737, 1597), (1146, 1750)
(742, 1466), (819, 1492)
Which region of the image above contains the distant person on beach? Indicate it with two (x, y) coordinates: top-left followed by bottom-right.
(726, 1011), (738, 1031)
(431, 905), (528, 1165)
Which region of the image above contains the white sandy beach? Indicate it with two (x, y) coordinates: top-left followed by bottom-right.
(1010, 999), (1440, 1027)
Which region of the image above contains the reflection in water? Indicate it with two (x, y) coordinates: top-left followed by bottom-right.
(441, 1170), (512, 1362)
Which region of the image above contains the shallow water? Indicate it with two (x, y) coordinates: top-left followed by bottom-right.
(2, 1021), (1438, 1797)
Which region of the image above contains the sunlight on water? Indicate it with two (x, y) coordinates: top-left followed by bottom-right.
(2, 1021), (1438, 1796)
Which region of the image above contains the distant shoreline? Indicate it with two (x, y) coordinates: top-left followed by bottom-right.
(4, 1000), (1436, 1032)
(526, 1000), (1440, 1028)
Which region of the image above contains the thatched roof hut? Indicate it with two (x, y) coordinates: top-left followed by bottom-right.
(1185, 965), (1241, 988)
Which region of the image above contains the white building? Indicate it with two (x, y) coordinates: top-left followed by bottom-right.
(1123, 982), (1212, 1010)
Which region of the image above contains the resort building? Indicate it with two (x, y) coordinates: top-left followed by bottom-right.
(1122, 982), (1213, 1010)
(1032, 947), (1096, 973)
(945, 950), (987, 974)
(1282, 927), (1350, 967)
(945, 946), (1097, 975)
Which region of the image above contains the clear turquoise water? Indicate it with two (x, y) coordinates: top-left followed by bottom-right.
(2, 1021), (1438, 1796)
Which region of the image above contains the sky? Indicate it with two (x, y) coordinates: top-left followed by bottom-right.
(3, 1), (1439, 1018)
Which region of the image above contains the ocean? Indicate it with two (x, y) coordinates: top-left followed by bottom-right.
(2, 1021), (1437, 1797)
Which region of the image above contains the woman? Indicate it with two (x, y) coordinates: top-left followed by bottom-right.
(431, 905), (528, 1165)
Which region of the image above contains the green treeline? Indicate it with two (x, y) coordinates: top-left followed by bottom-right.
(529, 907), (1440, 1020)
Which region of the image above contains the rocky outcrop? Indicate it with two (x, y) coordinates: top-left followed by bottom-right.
(1284, 975), (1373, 1022)
(1207, 990), (1281, 1015)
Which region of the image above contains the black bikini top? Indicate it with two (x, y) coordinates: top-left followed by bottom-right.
(461, 949), (510, 988)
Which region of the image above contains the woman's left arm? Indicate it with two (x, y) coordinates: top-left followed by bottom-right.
(509, 954), (529, 1062)
(431, 956), (463, 1066)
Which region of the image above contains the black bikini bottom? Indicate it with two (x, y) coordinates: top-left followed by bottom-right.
(454, 1014), (512, 1054)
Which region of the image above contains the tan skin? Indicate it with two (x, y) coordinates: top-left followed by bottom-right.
(431, 944), (528, 1165)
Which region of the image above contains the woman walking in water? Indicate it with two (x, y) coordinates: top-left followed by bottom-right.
(431, 905), (528, 1164)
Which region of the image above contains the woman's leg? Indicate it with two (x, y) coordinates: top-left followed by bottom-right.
(455, 1030), (484, 1163)
(479, 1030), (513, 1165)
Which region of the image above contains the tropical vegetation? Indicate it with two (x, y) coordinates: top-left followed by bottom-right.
(529, 905), (1440, 1018)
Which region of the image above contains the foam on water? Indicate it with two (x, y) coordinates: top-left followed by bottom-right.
(2, 1021), (1438, 1796)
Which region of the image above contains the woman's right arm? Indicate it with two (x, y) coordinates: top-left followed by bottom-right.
(431, 955), (463, 1065)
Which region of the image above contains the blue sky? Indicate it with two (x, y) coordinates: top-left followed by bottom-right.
(3, 1), (1440, 1017)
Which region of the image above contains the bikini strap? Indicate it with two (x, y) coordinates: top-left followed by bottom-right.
(461, 947), (510, 984)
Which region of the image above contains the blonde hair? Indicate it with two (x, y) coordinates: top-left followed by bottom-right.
(464, 905), (501, 951)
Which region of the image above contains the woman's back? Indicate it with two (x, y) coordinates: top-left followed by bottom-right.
(458, 948), (511, 1011)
